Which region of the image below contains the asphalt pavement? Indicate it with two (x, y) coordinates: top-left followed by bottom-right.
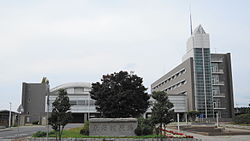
(0, 123), (83, 140)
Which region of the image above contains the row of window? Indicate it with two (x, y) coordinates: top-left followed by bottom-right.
(69, 100), (95, 106)
(153, 68), (186, 89)
(164, 80), (187, 92)
(49, 99), (95, 106)
(66, 87), (91, 94)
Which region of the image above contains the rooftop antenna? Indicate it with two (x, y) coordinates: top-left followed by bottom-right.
(189, 0), (193, 35)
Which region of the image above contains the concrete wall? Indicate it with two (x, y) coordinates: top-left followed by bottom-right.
(151, 58), (195, 111)
(211, 53), (234, 118)
(21, 82), (49, 123)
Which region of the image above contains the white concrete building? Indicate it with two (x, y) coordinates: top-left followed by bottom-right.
(46, 82), (98, 122)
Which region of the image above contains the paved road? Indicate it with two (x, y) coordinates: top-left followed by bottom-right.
(0, 123), (83, 140)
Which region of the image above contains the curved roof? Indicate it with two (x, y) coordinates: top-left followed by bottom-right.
(50, 82), (91, 92)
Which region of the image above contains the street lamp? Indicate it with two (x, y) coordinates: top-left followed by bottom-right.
(17, 105), (24, 137)
(9, 102), (12, 128)
(88, 93), (90, 120)
(46, 85), (50, 141)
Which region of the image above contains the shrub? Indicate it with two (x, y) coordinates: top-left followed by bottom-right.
(80, 121), (89, 135)
(134, 126), (143, 136)
(142, 125), (153, 135)
(233, 114), (250, 124)
(135, 117), (153, 136)
(49, 130), (56, 135)
(32, 131), (46, 137)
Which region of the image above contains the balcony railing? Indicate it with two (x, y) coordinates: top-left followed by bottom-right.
(212, 69), (224, 74)
(214, 107), (226, 110)
(211, 58), (223, 63)
(213, 93), (225, 97)
(212, 81), (224, 85)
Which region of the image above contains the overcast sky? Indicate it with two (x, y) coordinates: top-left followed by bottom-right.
(0, 0), (249, 111)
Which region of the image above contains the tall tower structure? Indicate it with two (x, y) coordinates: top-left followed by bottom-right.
(182, 25), (214, 118)
(151, 24), (234, 120)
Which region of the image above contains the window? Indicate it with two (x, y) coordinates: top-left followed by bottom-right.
(212, 86), (220, 95)
(69, 100), (77, 105)
(211, 63), (219, 72)
(66, 88), (74, 94)
(212, 75), (219, 84)
(213, 99), (221, 108)
(74, 87), (84, 93)
(77, 100), (85, 105)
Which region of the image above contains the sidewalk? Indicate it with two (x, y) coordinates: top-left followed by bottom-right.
(0, 127), (12, 132)
(167, 124), (250, 141)
(220, 123), (250, 130)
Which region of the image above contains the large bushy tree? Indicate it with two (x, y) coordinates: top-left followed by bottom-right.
(90, 71), (150, 118)
(49, 89), (72, 141)
(150, 91), (174, 133)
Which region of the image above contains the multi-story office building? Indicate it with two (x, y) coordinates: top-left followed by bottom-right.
(151, 25), (234, 119)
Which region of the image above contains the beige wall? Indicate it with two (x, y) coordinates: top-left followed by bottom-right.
(151, 58), (195, 111)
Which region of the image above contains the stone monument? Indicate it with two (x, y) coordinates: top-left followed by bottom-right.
(89, 118), (138, 137)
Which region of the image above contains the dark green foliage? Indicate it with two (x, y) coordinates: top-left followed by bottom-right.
(32, 121), (39, 125)
(150, 91), (174, 133)
(233, 114), (250, 124)
(135, 117), (153, 136)
(32, 131), (46, 137)
(134, 127), (143, 136)
(235, 107), (250, 115)
(142, 125), (153, 135)
(90, 71), (150, 118)
(48, 89), (72, 141)
(188, 111), (200, 121)
(41, 77), (49, 84)
(80, 121), (89, 135)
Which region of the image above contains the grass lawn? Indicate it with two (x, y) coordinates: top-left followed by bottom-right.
(46, 127), (164, 138)
(49, 126), (88, 138)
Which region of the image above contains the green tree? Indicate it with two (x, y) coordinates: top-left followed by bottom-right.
(188, 110), (200, 121)
(49, 89), (72, 141)
(150, 91), (174, 134)
(90, 71), (150, 118)
(41, 77), (49, 84)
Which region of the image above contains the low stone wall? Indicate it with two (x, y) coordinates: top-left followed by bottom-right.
(27, 138), (200, 141)
(89, 118), (138, 137)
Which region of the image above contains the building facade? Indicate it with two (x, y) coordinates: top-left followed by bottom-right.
(151, 25), (234, 119)
(47, 82), (98, 123)
(0, 110), (18, 127)
(211, 53), (234, 118)
(21, 82), (49, 124)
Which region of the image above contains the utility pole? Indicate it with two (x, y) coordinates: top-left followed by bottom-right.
(177, 113), (180, 131)
(46, 84), (50, 141)
(88, 93), (90, 120)
(9, 102), (12, 127)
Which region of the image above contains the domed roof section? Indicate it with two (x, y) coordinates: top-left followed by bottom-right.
(193, 25), (206, 34)
(50, 82), (91, 92)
